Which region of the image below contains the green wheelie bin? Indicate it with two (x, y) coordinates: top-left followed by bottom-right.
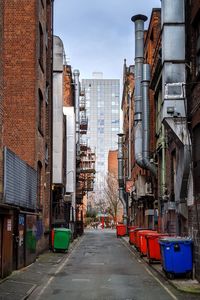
(52, 228), (71, 252)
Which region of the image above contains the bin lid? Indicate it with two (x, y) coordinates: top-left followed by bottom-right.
(131, 228), (148, 232)
(159, 237), (193, 244)
(146, 233), (168, 239)
(138, 230), (157, 236)
(53, 228), (72, 232)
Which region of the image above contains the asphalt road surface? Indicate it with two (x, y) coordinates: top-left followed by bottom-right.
(30, 229), (198, 300)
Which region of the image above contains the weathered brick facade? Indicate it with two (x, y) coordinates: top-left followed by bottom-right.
(186, 0), (200, 282)
(1, 0), (53, 255)
(63, 65), (74, 107)
(108, 150), (118, 177)
(0, 0), (3, 201)
(122, 10), (161, 229)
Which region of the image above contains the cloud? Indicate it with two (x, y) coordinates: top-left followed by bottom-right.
(54, 0), (161, 80)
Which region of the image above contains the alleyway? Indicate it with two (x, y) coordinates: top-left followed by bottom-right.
(26, 230), (196, 300)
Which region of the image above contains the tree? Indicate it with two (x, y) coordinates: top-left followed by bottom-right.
(98, 172), (122, 225)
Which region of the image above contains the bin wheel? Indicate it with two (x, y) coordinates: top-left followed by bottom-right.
(148, 259), (153, 264)
(186, 271), (192, 279)
(53, 248), (56, 253)
(166, 272), (174, 280)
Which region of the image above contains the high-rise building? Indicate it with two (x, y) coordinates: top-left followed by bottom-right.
(82, 73), (120, 192)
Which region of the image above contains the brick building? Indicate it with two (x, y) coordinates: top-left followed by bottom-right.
(122, 0), (200, 280)
(186, 0), (200, 282)
(121, 10), (161, 228)
(0, 0), (53, 278)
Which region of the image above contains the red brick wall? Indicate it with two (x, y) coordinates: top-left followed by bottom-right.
(43, 0), (53, 231)
(0, 1), (4, 200)
(144, 9), (161, 157)
(108, 150), (118, 177)
(2, 0), (53, 251)
(3, 0), (37, 167)
(63, 65), (74, 107)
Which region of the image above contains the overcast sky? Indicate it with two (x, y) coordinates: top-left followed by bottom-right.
(54, 0), (161, 80)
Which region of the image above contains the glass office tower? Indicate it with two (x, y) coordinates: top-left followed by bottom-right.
(82, 73), (120, 193)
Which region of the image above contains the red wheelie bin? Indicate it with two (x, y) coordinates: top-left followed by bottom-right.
(146, 233), (169, 263)
(134, 228), (149, 249)
(138, 230), (157, 256)
(116, 224), (127, 237)
(129, 226), (138, 244)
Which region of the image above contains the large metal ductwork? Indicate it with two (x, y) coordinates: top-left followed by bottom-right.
(161, 0), (191, 218)
(142, 64), (157, 176)
(117, 133), (127, 224)
(161, 0), (186, 128)
(131, 14), (147, 169)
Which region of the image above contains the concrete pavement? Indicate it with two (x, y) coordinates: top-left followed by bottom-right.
(0, 229), (199, 300)
(0, 237), (82, 300)
(122, 235), (200, 295)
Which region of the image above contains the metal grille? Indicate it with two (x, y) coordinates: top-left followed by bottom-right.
(4, 147), (37, 209)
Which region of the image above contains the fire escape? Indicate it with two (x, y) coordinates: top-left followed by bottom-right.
(76, 90), (96, 235)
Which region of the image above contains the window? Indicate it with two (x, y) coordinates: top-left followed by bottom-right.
(37, 161), (42, 208)
(39, 23), (44, 70)
(38, 89), (43, 134)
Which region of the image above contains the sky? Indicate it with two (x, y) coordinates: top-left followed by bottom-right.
(54, 0), (161, 81)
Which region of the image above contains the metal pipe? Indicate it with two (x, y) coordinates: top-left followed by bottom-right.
(119, 187), (127, 225)
(131, 14), (147, 168)
(142, 64), (157, 176)
(73, 69), (80, 145)
(128, 90), (132, 179)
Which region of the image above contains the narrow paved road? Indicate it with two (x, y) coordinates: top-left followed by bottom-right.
(30, 230), (197, 300)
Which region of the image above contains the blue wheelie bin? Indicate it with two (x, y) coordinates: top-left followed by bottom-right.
(159, 237), (193, 279)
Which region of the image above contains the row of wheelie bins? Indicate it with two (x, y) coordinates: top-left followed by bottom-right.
(117, 225), (193, 279)
(51, 228), (72, 252)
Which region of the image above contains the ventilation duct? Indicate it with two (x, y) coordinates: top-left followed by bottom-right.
(161, 0), (186, 130)
(131, 14), (147, 169)
(142, 64), (157, 176)
(161, 0), (191, 211)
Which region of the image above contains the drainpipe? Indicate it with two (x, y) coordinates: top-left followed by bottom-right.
(142, 64), (157, 176)
(118, 134), (127, 225)
(73, 69), (80, 151)
(128, 90), (132, 179)
(131, 14), (147, 169)
(161, 125), (166, 198)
